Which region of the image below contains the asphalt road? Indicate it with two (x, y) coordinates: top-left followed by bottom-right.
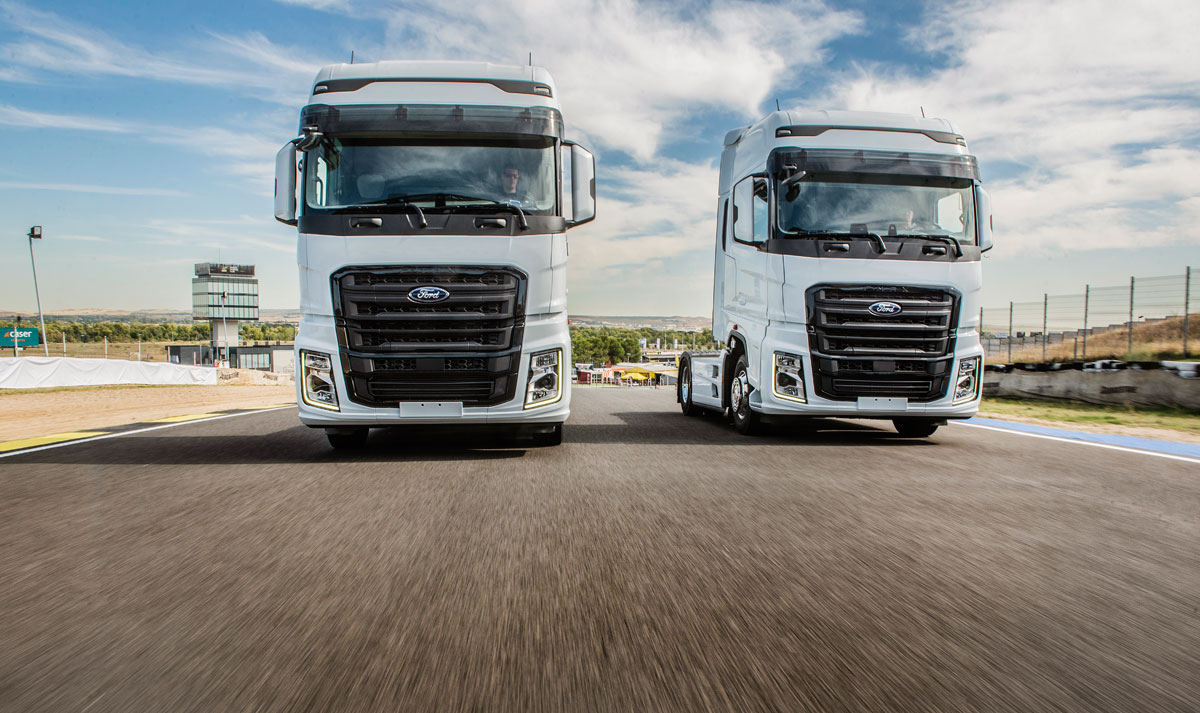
(2, 387), (1198, 712)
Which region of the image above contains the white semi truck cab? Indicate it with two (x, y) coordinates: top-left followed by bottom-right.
(274, 61), (595, 448)
(678, 110), (993, 438)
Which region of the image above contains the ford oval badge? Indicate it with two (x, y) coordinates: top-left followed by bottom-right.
(868, 301), (903, 316)
(408, 286), (450, 303)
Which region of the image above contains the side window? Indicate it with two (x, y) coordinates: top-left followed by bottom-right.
(936, 192), (964, 233)
(732, 177), (754, 244)
(752, 178), (768, 243)
(720, 199), (728, 250)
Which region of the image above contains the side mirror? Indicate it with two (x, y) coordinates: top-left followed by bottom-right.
(275, 143), (298, 225)
(565, 142), (595, 227)
(978, 187), (993, 252)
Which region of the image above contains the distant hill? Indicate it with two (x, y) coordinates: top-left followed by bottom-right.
(569, 315), (709, 330)
(0, 308), (302, 324)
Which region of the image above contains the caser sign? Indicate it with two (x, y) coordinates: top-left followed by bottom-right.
(1, 328), (40, 347)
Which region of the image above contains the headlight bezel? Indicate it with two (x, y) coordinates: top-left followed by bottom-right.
(772, 352), (807, 404)
(524, 348), (563, 409)
(301, 349), (340, 411)
(953, 356), (981, 404)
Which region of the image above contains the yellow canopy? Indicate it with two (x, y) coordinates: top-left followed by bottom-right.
(624, 372), (648, 380)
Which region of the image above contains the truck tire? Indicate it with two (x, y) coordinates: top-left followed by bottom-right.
(326, 428), (369, 450)
(729, 354), (761, 435)
(678, 356), (702, 417)
(892, 418), (940, 438)
(532, 423), (564, 447)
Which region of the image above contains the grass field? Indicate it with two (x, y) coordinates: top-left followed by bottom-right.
(8, 340), (209, 362)
(1002, 313), (1199, 363)
(980, 397), (1200, 435)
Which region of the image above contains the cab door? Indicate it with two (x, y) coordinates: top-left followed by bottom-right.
(728, 175), (770, 362)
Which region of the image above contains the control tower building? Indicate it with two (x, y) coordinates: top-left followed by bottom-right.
(192, 263), (259, 363)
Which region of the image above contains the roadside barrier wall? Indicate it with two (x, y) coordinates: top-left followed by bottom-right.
(0, 356), (217, 389)
(983, 369), (1200, 410)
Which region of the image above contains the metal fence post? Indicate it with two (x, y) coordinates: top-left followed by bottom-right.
(1042, 293), (1048, 362)
(1185, 266), (1191, 358)
(1128, 276), (1135, 356)
(1008, 301), (1013, 363)
(1082, 284), (1089, 359)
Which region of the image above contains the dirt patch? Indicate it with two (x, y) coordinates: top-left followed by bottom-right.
(0, 383), (295, 442)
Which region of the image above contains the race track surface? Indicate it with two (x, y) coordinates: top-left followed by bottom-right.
(2, 387), (1197, 712)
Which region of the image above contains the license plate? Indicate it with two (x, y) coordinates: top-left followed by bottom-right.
(400, 402), (463, 417)
(856, 397), (908, 411)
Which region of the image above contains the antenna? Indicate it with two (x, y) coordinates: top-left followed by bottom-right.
(920, 106), (926, 118)
(350, 51), (355, 64)
(528, 52), (532, 66)
(775, 98), (781, 111)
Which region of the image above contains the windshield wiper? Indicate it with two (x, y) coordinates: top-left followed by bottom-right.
(334, 196), (427, 227)
(891, 233), (963, 257)
(784, 230), (886, 254)
(438, 196), (529, 230)
(370, 193), (529, 230)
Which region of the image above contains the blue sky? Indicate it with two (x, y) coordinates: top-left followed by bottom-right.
(1, 0), (1197, 318)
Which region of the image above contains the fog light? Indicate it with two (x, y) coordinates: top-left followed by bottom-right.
(773, 352), (807, 403)
(524, 348), (563, 409)
(953, 357), (981, 403)
(301, 350), (340, 411)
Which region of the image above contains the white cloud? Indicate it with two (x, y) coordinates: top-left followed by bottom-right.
(822, 0), (1200, 258)
(0, 1), (318, 105)
(0, 180), (187, 196)
(372, 0), (862, 161)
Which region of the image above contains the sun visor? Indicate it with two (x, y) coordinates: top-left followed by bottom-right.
(768, 148), (979, 181)
(299, 104), (564, 139)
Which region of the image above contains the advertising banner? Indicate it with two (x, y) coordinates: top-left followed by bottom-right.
(1, 327), (39, 347)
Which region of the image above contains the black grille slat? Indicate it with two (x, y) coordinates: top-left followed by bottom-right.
(333, 266), (527, 407)
(807, 284), (959, 402)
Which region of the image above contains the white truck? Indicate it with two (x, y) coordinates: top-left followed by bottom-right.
(274, 61), (595, 448)
(678, 110), (993, 437)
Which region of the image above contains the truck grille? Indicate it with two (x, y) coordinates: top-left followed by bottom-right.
(807, 285), (959, 402)
(332, 266), (527, 407)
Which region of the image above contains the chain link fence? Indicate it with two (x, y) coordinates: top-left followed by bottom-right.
(981, 267), (1196, 362)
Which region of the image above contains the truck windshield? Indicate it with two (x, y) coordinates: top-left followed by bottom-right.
(304, 136), (557, 215)
(776, 173), (976, 244)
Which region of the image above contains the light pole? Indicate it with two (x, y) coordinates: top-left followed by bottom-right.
(27, 226), (49, 356)
(220, 291), (229, 367)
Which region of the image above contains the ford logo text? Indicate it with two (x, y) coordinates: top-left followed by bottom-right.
(408, 286), (451, 303)
(867, 301), (903, 316)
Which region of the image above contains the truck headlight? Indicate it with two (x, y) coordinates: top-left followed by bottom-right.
(953, 357), (981, 403)
(524, 348), (563, 409)
(773, 352), (807, 403)
(301, 350), (340, 411)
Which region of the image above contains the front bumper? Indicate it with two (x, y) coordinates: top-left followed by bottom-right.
(751, 323), (983, 418)
(295, 311), (570, 427)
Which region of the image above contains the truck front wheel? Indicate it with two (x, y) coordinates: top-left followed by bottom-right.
(326, 427), (369, 450)
(532, 423), (564, 447)
(729, 355), (761, 435)
(678, 356), (702, 417)
(892, 418), (940, 438)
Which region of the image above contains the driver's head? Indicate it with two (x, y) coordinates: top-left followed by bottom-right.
(502, 167), (519, 194)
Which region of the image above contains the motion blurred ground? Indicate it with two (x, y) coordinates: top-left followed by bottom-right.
(0, 377), (293, 441)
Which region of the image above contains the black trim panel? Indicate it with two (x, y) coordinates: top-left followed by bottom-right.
(331, 265), (528, 407)
(300, 103), (563, 139)
(767, 148), (979, 181)
(762, 238), (980, 262)
(805, 284), (961, 402)
(313, 77), (553, 98)
(775, 125), (965, 145)
(299, 213), (565, 236)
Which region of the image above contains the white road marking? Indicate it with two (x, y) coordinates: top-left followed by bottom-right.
(953, 421), (1200, 465)
(0, 406), (296, 459)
